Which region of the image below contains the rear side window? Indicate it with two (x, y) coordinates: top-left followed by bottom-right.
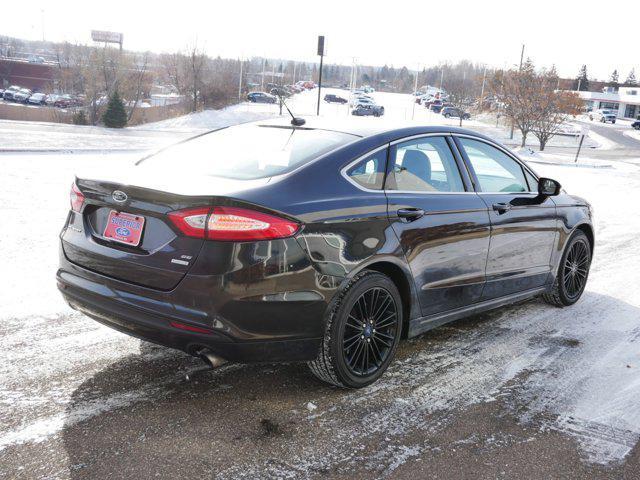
(459, 138), (528, 193)
(388, 136), (465, 192)
(139, 124), (357, 180)
(345, 149), (387, 190)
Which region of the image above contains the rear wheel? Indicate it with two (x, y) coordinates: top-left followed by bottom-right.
(308, 271), (402, 388)
(543, 230), (591, 307)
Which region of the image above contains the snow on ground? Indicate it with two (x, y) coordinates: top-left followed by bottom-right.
(625, 129), (640, 142)
(132, 102), (277, 133)
(1, 89), (640, 477)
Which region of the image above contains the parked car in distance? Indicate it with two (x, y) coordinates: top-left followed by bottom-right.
(442, 106), (471, 120)
(3, 85), (22, 101)
(589, 109), (616, 123)
(324, 94), (348, 104)
(270, 87), (291, 98)
(430, 100), (444, 113)
(0, 89), (4, 99)
(247, 92), (277, 104)
(27, 93), (47, 106)
(631, 120), (640, 130)
(352, 104), (385, 117)
(57, 118), (593, 388)
(13, 88), (33, 103)
(53, 94), (75, 108)
(350, 96), (374, 108)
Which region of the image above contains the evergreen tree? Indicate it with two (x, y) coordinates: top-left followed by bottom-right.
(574, 65), (589, 91)
(610, 69), (619, 86)
(624, 69), (638, 86)
(102, 90), (127, 128)
(72, 110), (88, 125)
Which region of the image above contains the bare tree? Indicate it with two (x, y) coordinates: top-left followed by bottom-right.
(184, 43), (206, 112)
(123, 51), (151, 121)
(493, 60), (539, 147)
(532, 70), (582, 151)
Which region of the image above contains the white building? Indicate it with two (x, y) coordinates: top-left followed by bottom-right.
(576, 86), (640, 119)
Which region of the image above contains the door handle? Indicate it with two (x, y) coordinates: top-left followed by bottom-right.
(492, 202), (512, 214)
(397, 208), (425, 222)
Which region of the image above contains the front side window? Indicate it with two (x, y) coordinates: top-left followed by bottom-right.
(459, 138), (528, 193)
(388, 136), (465, 192)
(345, 149), (387, 190)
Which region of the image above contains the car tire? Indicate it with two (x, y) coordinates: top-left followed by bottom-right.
(543, 230), (591, 307)
(612, 120), (616, 124)
(308, 270), (402, 388)
(443, 113), (450, 118)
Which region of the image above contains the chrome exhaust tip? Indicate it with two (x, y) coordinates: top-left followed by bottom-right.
(198, 350), (228, 369)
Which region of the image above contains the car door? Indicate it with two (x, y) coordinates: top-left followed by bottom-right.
(385, 134), (491, 317)
(454, 136), (557, 299)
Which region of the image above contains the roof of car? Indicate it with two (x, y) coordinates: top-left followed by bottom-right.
(253, 116), (494, 143)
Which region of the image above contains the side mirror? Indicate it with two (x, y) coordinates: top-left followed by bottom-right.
(538, 177), (561, 196)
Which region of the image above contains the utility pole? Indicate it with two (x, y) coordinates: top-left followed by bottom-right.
(510, 44), (525, 140)
(480, 65), (487, 110)
(411, 64), (419, 120)
(440, 67), (444, 89)
(292, 62), (297, 84)
(261, 57), (265, 90)
(238, 58), (243, 101)
(316, 35), (325, 116)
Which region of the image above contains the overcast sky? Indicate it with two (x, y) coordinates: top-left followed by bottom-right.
(1, 0), (636, 80)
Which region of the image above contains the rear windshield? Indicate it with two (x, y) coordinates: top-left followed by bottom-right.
(139, 124), (357, 180)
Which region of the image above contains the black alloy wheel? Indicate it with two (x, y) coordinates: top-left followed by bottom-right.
(562, 238), (590, 301)
(544, 231), (591, 307)
(308, 271), (402, 388)
(342, 287), (399, 377)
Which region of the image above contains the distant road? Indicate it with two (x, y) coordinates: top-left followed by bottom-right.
(576, 119), (640, 150)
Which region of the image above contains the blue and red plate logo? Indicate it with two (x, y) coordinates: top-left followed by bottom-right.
(103, 210), (145, 246)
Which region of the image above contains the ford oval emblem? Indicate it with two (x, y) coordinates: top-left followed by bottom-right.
(112, 190), (128, 203)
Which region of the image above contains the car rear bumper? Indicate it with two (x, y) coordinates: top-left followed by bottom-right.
(57, 242), (328, 363)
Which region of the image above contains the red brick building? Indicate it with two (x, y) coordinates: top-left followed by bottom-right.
(0, 57), (57, 91)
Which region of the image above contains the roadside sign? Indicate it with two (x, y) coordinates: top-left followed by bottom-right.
(91, 30), (123, 45)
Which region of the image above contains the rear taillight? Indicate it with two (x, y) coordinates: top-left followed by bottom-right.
(167, 206), (299, 241)
(70, 182), (85, 212)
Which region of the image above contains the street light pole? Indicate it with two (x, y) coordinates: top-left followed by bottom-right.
(238, 58), (243, 101)
(316, 35), (325, 116)
(510, 43), (525, 140)
(411, 64), (419, 120)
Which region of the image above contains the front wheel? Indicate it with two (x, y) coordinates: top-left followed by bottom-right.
(308, 271), (402, 388)
(543, 230), (591, 307)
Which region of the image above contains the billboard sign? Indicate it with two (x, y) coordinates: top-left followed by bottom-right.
(91, 30), (123, 45)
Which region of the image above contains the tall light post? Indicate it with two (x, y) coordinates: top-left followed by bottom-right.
(316, 35), (325, 116)
(411, 64), (420, 120)
(510, 44), (525, 140)
(238, 57), (243, 101)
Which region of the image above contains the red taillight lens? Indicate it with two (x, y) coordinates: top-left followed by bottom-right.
(167, 207), (210, 239)
(70, 182), (85, 212)
(167, 206), (299, 241)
